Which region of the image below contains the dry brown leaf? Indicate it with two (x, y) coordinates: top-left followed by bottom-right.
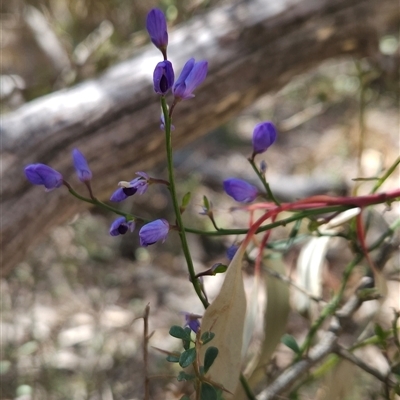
(234, 254), (291, 398)
(199, 244), (247, 397)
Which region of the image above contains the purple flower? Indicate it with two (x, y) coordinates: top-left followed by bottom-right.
(24, 163), (63, 191)
(109, 217), (135, 236)
(153, 60), (174, 95)
(252, 122), (277, 155)
(139, 219), (169, 246)
(110, 172), (150, 202)
(173, 58), (208, 100)
(72, 148), (92, 182)
(226, 244), (239, 261)
(183, 312), (202, 333)
(223, 178), (258, 203)
(146, 8), (168, 52)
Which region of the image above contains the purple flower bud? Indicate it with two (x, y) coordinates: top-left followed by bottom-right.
(226, 244), (239, 261)
(139, 219), (169, 246)
(110, 173), (150, 202)
(24, 163), (63, 191)
(260, 160), (268, 174)
(173, 58), (208, 100)
(183, 312), (202, 333)
(146, 8), (168, 51)
(223, 178), (258, 203)
(252, 121), (277, 155)
(153, 60), (174, 95)
(109, 217), (135, 236)
(72, 148), (92, 182)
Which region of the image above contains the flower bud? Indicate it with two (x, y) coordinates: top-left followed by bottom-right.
(252, 121), (277, 156)
(24, 163), (63, 191)
(223, 178), (258, 203)
(153, 60), (174, 95)
(72, 148), (92, 182)
(146, 8), (168, 52)
(139, 219), (169, 246)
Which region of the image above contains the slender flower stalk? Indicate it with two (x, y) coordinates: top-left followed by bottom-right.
(248, 158), (280, 205)
(161, 96), (209, 308)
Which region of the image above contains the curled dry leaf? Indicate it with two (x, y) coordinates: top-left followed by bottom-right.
(199, 244), (247, 397)
(234, 254), (290, 397)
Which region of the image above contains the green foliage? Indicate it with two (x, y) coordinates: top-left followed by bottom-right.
(200, 383), (218, 400)
(212, 264), (228, 275)
(166, 354), (180, 363)
(201, 331), (215, 345)
(179, 348), (197, 368)
(177, 371), (195, 382)
(181, 192), (192, 213)
(203, 346), (218, 373)
(281, 334), (301, 354)
(169, 325), (189, 339)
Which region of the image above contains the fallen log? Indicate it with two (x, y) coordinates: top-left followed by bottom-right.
(1, 0), (397, 276)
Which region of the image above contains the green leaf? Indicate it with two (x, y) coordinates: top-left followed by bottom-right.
(281, 334), (300, 354)
(179, 348), (197, 368)
(182, 327), (192, 350)
(211, 263), (228, 275)
(181, 192), (191, 209)
(203, 195), (210, 211)
(180, 396), (191, 400)
(169, 325), (189, 340)
(374, 323), (389, 341)
(201, 383), (217, 400)
(201, 331), (215, 345)
(177, 371), (195, 382)
(204, 346), (219, 373)
(166, 354), (180, 363)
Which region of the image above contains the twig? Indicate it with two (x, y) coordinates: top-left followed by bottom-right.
(143, 303), (150, 400)
(262, 265), (326, 305)
(334, 346), (398, 391)
(257, 277), (372, 400)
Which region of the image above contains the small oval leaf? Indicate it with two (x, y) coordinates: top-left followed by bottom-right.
(204, 346), (219, 373)
(179, 348), (197, 368)
(201, 331), (215, 345)
(201, 383), (217, 400)
(166, 354), (180, 363)
(181, 192), (191, 209)
(177, 371), (195, 382)
(281, 334), (300, 354)
(169, 325), (189, 339)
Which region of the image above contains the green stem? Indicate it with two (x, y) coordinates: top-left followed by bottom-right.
(248, 158), (280, 205)
(372, 156), (400, 193)
(239, 374), (256, 400)
(296, 253), (363, 359)
(185, 205), (349, 236)
(65, 183), (133, 219)
(161, 96), (209, 308)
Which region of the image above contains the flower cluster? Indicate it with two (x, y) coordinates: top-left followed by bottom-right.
(222, 121), (277, 203)
(24, 148), (94, 191)
(147, 8), (208, 101)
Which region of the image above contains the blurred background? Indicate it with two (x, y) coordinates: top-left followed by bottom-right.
(1, 0), (399, 399)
